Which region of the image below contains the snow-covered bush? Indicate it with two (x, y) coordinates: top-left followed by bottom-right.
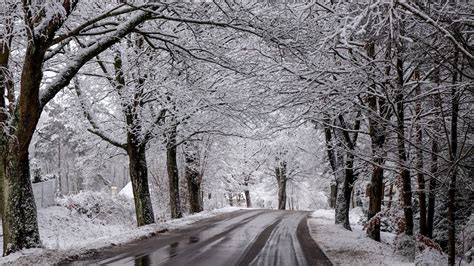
(416, 234), (443, 253)
(394, 234), (415, 260)
(56, 191), (135, 224)
(415, 247), (448, 266)
(415, 234), (444, 264)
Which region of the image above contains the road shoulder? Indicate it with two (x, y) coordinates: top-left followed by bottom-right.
(307, 209), (413, 266)
(297, 213), (333, 266)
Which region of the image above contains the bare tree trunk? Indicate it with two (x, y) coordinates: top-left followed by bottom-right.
(329, 183), (338, 208)
(186, 173), (203, 213)
(184, 143), (203, 214)
(323, 118), (338, 209)
(167, 123), (182, 219)
(185, 161), (203, 213)
(275, 159), (287, 210)
(366, 108), (386, 240)
(76, 74), (157, 227)
(335, 151), (354, 231)
(1, 40), (44, 254)
(395, 30), (414, 235)
(127, 143), (155, 226)
(367, 163), (383, 240)
(334, 162), (346, 226)
(2, 146), (41, 255)
(116, 51), (155, 226)
(334, 114), (360, 231)
(244, 174), (252, 208)
(366, 41), (388, 241)
(334, 136), (347, 226)
(244, 188), (251, 208)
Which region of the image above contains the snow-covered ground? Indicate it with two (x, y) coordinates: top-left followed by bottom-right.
(307, 208), (474, 266)
(0, 191), (240, 265)
(0, 192), (464, 266)
(307, 208), (413, 266)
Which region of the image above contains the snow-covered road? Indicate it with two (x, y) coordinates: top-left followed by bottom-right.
(74, 209), (332, 266)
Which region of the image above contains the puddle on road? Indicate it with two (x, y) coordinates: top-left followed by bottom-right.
(125, 237), (195, 266)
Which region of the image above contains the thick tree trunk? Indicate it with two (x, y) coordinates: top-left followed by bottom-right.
(334, 142), (346, 226)
(278, 180), (287, 210)
(2, 146), (41, 255)
(127, 144), (155, 226)
(244, 175), (252, 208)
(1, 42), (44, 255)
(275, 160), (287, 210)
(167, 125), (182, 219)
(184, 142), (203, 214)
(185, 167), (203, 214)
(187, 177), (202, 213)
(395, 35), (414, 236)
(399, 169), (414, 236)
(335, 152), (354, 231)
(367, 162), (383, 241)
(334, 171), (347, 227)
(244, 189), (251, 208)
(366, 110), (386, 239)
(396, 128), (414, 236)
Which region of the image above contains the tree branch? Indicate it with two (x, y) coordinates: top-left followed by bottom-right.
(39, 8), (159, 109)
(74, 79), (126, 150)
(396, 0), (473, 62)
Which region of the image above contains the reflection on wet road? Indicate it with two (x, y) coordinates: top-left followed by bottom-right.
(78, 210), (332, 266)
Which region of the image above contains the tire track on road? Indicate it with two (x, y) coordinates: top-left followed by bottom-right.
(296, 213), (332, 266)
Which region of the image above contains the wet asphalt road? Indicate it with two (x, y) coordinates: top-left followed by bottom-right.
(74, 209), (332, 266)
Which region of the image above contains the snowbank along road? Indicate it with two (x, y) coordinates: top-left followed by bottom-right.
(74, 209), (332, 266)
